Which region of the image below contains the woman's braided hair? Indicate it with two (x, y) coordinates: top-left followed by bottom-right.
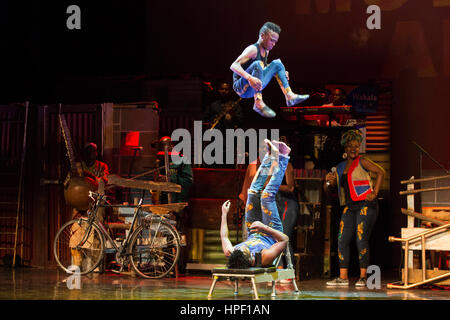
(341, 129), (363, 146)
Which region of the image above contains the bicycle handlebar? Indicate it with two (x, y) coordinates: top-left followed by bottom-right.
(88, 191), (110, 207)
(88, 191), (98, 201)
(88, 190), (144, 208)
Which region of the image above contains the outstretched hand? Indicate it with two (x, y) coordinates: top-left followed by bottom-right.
(222, 200), (231, 216)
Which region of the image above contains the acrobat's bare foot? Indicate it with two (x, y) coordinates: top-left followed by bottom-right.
(271, 140), (291, 157)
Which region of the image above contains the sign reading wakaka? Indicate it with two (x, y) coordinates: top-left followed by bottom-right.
(347, 85), (379, 113)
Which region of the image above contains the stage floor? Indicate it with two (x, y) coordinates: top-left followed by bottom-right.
(0, 267), (449, 301)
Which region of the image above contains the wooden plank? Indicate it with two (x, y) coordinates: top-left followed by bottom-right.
(401, 208), (447, 226)
(108, 174), (181, 192)
(401, 175), (450, 185)
(400, 186), (450, 195)
(141, 202), (188, 215)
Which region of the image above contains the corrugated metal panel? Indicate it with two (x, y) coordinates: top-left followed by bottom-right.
(365, 82), (392, 152)
(0, 105), (31, 265)
(159, 113), (196, 136)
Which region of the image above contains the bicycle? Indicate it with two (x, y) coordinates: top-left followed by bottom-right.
(53, 191), (181, 278)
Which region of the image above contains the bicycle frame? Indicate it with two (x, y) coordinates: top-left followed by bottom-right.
(82, 192), (146, 256)
(55, 191), (182, 278)
(83, 192), (180, 259)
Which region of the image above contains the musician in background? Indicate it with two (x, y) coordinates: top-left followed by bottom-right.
(323, 88), (347, 107)
(203, 81), (243, 131)
(81, 142), (109, 186)
(305, 88), (349, 126)
(64, 142), (109, 222)
(157, 136), (193, 275)
(323, 88), (351, 125)
(157, 137), (193, 205)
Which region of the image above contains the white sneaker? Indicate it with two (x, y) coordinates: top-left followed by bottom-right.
(253, 101), (276, 118)
(326, 277), (349, 286)
(355, 278), (367, 287)
(286, 94), (309, 107)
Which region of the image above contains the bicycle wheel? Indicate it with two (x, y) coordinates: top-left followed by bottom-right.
(53, 218), (105, 275)
(129, 218), (180, 279)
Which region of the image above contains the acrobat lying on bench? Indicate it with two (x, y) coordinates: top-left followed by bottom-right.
(208, 139), (299, 299)
(208, 244), (299, 299)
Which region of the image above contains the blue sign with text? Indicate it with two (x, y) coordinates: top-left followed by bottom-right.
(346, 86), (379, 113)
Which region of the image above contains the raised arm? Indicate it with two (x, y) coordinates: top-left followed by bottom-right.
(220, 200), (234, 257)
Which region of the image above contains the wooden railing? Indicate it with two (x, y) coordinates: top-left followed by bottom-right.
(387, 175), (450, 289)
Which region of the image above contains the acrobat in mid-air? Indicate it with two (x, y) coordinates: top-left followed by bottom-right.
(230, 22), (309, 118)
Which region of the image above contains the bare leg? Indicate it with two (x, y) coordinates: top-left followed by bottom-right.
(340, 268), (348, 280)
(360, 268), (367, 279)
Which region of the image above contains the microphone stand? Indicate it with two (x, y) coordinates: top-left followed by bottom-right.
(127, 146), (143, 203)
